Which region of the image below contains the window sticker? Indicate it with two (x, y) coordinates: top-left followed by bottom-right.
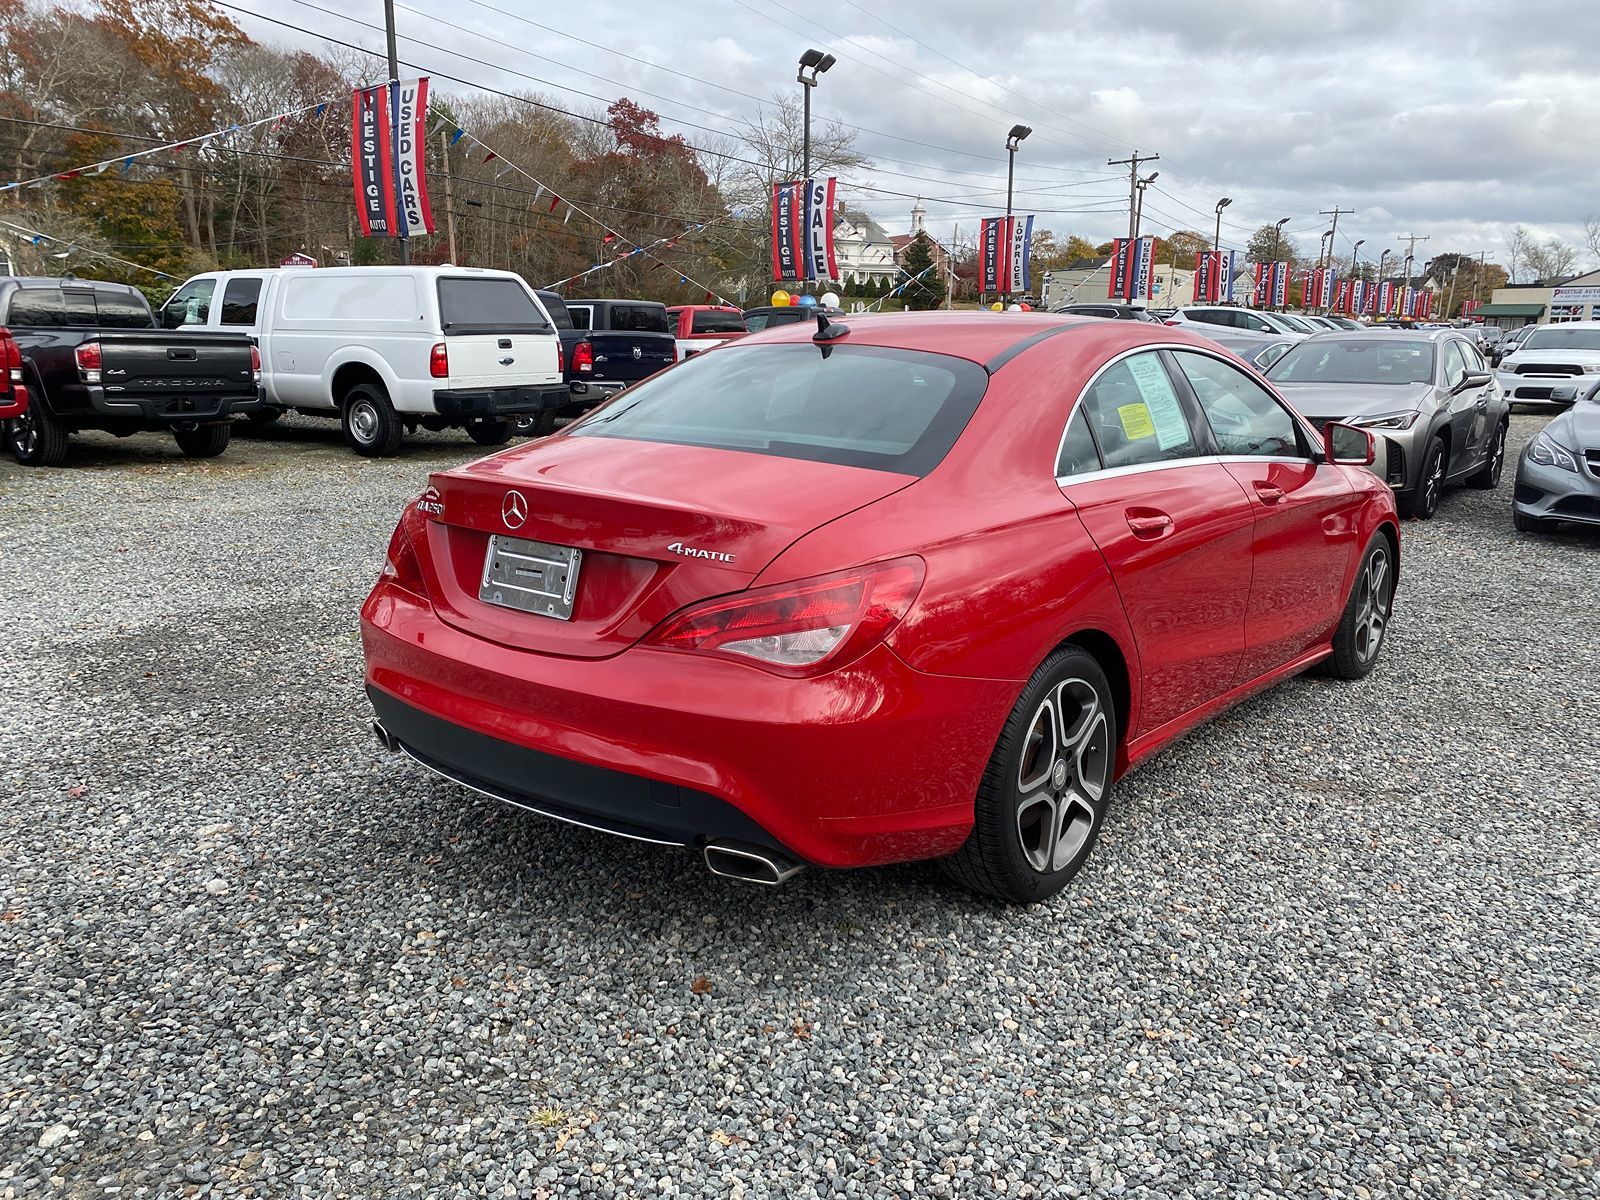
(1124, 356), (1191, 450)
(1116, 402), (1156, 440)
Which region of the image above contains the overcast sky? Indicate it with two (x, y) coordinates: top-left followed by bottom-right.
(238, 0), (1600, 271)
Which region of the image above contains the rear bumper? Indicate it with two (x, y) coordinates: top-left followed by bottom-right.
(80, 384), (263, 423)
(432, 385), (567, 418)
(0, 391), (25, 421)
(360, 580), (1017, 867)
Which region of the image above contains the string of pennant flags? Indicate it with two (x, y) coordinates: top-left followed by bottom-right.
(0, 98), (338, 194)
(0, 216), (177, 278)
(432, 108), (740, 307)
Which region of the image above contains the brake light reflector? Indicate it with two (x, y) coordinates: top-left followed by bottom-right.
(644, 557), (925, 675)
(75, 341), (102, 383)
(572, 341), (594, 373)
(429, 343), (449, 378)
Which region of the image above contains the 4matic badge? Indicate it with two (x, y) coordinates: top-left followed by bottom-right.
(667, 541), (736, 563)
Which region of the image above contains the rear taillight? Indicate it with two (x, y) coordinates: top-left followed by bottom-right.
(429, 343), (449, 378)
(644, 557), (925, 676)
(572, 341), (594, 373)
(1163, 319), (1180, 326)
(557, 341), (565, 373)
(249, 344), (261, 383)
(669, 344), (679, 363)
(75, 341), (102, 383)
(380, 502), (430, 596)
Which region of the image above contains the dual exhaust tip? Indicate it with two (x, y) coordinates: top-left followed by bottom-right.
(375, 720), (804, 886)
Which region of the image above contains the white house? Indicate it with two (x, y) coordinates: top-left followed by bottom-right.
(832, 208), (902, 289)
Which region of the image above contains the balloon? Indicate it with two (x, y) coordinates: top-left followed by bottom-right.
(797, 293), (818, 307)
(1008, 303), (1022, 311)
(990, 302), (1004, 311)
(820, 291), (841, 309)
(770, 290), (791, 307)
(1018, 303), (1032, 312)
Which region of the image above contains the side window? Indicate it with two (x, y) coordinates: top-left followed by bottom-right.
(96, 291), (154, 329)
(5, 287), (65, 327)
(1459, 341), (1486, 373)
(1077, 352), (1202, 469)
(220, 278), (262, 326)
(567, 305), (592, 330)
(62, 289), (98, 326)
(1239, 312), (1272, 332)
(1055, 407), (1103, 477)
(1187, 309), (1225, 327)
(160, 280), (214, 329)
(1442, 342), (1467, 388)
(1174, 350), (1301, 457)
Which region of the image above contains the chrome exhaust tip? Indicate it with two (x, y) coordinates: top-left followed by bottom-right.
(371, 720), (397, 753)
(703, 840), (805, 886)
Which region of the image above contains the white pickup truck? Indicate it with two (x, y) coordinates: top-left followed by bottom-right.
(160, 266), (567, 455)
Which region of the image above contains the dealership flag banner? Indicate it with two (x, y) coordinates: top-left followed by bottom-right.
(353, 79), (434, 239)
(352, 84), (397, 238)
(1108, 237), (1152, 300)
(1218, 250), (1237, 302)
(1010, 215), (1034, 294)
(980, 217), (1008, 294)
(1271, 261), (1289, 308)
(1198, 251), (1237, 304)
(805, 177), (839, 281)
(770, 180), (807, 280)
(1252, 261), (1270, 306)
(1196, 253), (1213, 304)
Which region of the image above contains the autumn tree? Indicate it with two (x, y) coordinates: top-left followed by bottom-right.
(1245, 222), (1301, 266)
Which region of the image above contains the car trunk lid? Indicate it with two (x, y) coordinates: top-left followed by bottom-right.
(419, 436), (916, 658)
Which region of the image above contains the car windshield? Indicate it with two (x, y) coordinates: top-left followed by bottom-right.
(1275, 314), (1317, 334)
(1268, 338), (1435, 385)
(569, 343), (987, 476)
(1520, 328), (1600, 352)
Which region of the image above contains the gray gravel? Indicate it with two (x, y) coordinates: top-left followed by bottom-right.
(1, 412), (1596, 1199)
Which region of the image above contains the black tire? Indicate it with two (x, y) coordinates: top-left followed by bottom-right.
(1400, 436), (1447, 518)
(941, 646), (1116, 904)
(515, 410), (557, 438)
(6, 404), (69, 467)
(173, 423), (231, 459)
(467, 419), (513, 447)
(245, 407), (283, 427)
(341, 382), (403, 457)
(1513, 509), (1554, 534)
(1325, 533), (1395, 680)
(1465, 422), (1507, 489)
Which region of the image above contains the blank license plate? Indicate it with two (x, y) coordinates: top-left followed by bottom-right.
(478, 535), (582, 619)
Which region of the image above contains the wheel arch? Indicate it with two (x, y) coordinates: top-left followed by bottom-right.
(328, 353), (397, 408)
(1051, 627), (1135, 763)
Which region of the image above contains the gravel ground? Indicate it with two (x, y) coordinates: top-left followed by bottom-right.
(1, 412), (1596, 1199)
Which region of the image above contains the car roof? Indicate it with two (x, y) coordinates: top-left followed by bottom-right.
(1524, 319), (1600, 329)
(1295, 328), (1460, 343)
(731, 310), (1235, 368)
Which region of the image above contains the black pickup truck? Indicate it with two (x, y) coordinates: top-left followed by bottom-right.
(536, 292), (677, 421)
(2, 277), (261, 468)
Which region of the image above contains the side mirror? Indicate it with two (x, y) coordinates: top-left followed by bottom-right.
(1453, 370), (1492, 394)
(1323, 421), (1376, 466)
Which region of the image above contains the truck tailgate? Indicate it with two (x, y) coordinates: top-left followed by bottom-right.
(99, 331), (256, 397)
(584, 332), (676, 385)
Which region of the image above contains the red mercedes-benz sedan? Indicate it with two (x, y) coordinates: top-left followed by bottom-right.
(362, 313), (1398, 902)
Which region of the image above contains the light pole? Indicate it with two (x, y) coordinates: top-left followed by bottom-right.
(383, 0), (408, 266)
(797, 48), (835, 296)
(1213, 197), (1231, 252)
(1003, 124), (1031, 304)
(1132, 170), (1157, 241)
(1350, 238), (1365, 276)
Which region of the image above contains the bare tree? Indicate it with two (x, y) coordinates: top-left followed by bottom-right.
(1506, 224), (1533, 283)
(735, 93), (866, 208)
(1525, 237), (1579, 281)
(1585, 214), (1600, 267)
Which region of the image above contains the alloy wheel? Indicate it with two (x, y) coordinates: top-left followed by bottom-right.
(9, 412), (36, 461)
(1014, 678), (1110, 874)
(1421, 445), (1445, 513)
(1353, 547), (1391, 665)
(1489, 427), (1505, 484)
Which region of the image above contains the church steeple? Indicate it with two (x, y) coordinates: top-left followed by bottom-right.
(911, 198), (926, 235)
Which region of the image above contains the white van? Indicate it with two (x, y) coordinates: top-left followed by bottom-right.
(159, 266), (566, 456)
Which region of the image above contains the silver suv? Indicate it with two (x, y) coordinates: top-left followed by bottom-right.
(1166, 305), (1310, 340)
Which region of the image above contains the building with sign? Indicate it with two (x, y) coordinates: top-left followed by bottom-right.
(1480, 269), (1600, 328)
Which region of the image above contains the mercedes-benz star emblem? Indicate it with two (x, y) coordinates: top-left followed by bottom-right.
(501, 490), (529, 530)
(1051, 760), (1068, 789)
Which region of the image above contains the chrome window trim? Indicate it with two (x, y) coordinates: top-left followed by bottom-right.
(1052, 342), (1323, 480)
(1054, 452), (1314, 489)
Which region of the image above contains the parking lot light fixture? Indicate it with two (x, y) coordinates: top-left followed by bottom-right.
(796, 49), (835, 295)
(1213, 197), (1232, 251)
(1003, 124), (1032, 303)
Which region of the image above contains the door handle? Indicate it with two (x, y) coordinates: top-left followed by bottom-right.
(167, 347), (197, 361)
(1253, 483), (1285, 504)
(1126, 511), (1173, 539)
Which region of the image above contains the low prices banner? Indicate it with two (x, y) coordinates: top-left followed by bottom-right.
(771, 177), (838, 281)
(1108, 237), (1152, 300)
(352, 78), (434, 239)
(980, 215), (1034, 294)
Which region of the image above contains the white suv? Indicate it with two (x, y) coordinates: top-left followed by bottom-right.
(1166, 305), (1310, 340)
(161, 266), (567, 455)
(1494, 320), (1600, 407)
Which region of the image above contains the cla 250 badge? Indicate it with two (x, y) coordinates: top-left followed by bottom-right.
(416, 486), (445, 516)
(667, 541), (736, 563)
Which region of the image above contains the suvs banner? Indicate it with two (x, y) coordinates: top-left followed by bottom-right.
(1195, 251), (1237, 304)
(352, 79), (434, 239)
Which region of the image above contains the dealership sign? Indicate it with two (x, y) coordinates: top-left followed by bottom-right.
(1553, 286), (1600, 305)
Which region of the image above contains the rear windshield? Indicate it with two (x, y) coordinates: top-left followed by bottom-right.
(690, 309), (746, 335)
(438, 278), (551, 335)
(744, 308), (809, 333)
(536, 291), (574, 330)
(1268, 339), (1435, 385)
(570, 343), (987, 475)
(1521, 328), (1600, 352)
(609, 304), (669, 334)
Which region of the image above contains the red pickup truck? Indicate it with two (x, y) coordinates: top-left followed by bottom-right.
(665, 304), (746, 360)
(0, 326), (29, 424)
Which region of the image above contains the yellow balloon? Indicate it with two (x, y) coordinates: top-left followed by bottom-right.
(771, 290), (791, 307)
(990, 302), (1004, 311)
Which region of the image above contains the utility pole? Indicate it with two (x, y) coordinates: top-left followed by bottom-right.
(438, 130), (458, 265)
(1317, 207), (1354, 313)
(383, 0), (408, 265)
(1398, 232), (1429, 289)
(1473, 249), (1487, 305)
(1108, 150), (1159, 241)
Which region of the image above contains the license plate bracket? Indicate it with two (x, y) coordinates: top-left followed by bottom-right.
(478, 535), (582, 619)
